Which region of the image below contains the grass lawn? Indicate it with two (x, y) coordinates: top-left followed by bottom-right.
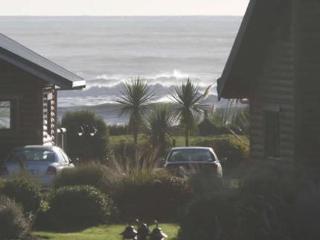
(34, 224), (179, 240)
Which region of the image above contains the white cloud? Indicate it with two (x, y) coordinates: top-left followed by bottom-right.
(0, 0), (249, 16)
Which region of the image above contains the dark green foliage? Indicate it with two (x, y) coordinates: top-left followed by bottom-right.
(116, 78), (154, 145)
(292, 184), (320, 240)
(178, 192), (237, 240)
(53, 163), (116, 193)
(192, 135), (249, 174)
(109, 124), (129, 136)
(48, 185), (113, 230)
(61, 111), (109, 162)
(112, 140), (136, 164)
(0, 196), (30, 240)
(171, 79), (211, 146)
(146, 104), (173, 156)
(197, 117), (222, 136)
(0, 175), (41, 213)
(113, 172), (192, 222)
(179, 164), (320, 240)
(210, 107), (250, 136)
(188, 171), (224, 198)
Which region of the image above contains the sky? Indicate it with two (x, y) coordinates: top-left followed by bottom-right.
(0, 0), (249, 16)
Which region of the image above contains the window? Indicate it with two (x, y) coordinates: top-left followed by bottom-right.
(265, 111), (280, 157)
(0, 101), (11, 129)
(168, 149), (215, 162)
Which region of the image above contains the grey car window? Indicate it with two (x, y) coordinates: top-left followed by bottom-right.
(8, 149), (56, 162)
(169, 149), (215, 162)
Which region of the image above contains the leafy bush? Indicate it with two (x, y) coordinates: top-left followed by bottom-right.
(0, 175), (41, 213)
(209, 107), (250, 136)
(54, 163), (118, 193)
(178, 192), (237, 240)
(292, 184), (320, 240)
(109, 124), (129, 136)
(179, 164), (296, 240)
(0, 196), (31, 240)
(113, 172), (192, 222)
(61, 111), (110, 162)
(47, 185), (113, 230)
(110, 139), (165, 172)
(192, 135), (249, 174)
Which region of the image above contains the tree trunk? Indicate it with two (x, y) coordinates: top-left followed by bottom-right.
(185, 127), (189, 146)
(133, 128), (138, 162)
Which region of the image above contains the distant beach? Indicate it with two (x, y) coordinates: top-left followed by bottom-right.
(0, 16), (241, 124)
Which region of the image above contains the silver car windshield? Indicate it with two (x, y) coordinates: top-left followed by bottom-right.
(168, 149), (215, 162)
(8, 149), (56, 162)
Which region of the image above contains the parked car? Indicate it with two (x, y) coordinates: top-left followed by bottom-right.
(0, 145), (74, 186)
(164, 147), (222, 177)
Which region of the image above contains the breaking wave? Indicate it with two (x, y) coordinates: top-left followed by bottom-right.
(59, 69), (218, 107)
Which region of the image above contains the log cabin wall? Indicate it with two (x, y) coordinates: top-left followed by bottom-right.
(0, 60), (46, 160)
(250, 2), (296, 162)
(295, 0), (320, 164)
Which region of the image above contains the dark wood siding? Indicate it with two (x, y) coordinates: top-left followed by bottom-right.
(0, 60), (54, 160)
(250, 3), (296, 162)
(295, 0), (320, 163)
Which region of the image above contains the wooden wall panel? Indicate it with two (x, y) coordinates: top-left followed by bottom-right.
(250, 3), (296, 162)
(0, 60), (55, 160)
(295, 0), (320, 163)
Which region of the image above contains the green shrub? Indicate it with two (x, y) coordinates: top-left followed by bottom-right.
(48, 185), (113, 230)
(192, 135), (249, 174)
(110, 140), (164, 172)
(61, 111), (110, 162)
(0, 196), (31, 240)
(113, 172), (192, 222)
(292, 184), (320, 240)
(0, 175), (41, 213)
(109, 125), (129, 136)
(188, 171), (224, 198)
(178, 192), (237, 240)
(179, 164), (296, 240)
(54, 163), (117, 193)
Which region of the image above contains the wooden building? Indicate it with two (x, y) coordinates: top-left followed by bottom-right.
(0, 34), (85, 160)
(218, 0), (320, 165)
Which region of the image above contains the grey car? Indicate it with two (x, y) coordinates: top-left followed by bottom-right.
(1, 145), (74, 186)
(164, 147), (223, 177)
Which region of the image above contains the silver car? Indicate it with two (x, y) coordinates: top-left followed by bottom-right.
(1, 145), (74, 186)
(164, 147), (223, 177)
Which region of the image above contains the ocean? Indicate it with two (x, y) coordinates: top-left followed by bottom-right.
(0, 16), (241, 124)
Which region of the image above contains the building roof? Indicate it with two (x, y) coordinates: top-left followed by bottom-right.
(217, 0), (289, 99)
(0, 33), (85, 90)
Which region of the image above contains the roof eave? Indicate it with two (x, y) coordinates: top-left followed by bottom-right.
(0, 48), (86, 90)
(217, 0), (257, 99)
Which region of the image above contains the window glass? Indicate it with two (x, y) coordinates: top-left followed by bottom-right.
(168, 149), (215, 162)
(0, 101), (11, 129)
(8, 149), (56, 162)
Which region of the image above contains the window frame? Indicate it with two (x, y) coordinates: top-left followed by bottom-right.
(0, 97), (18, 132)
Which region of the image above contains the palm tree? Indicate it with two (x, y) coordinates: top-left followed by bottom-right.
(171, 79), (211, 146)
(116, 78), (154, 146)
(146, 104), (173, 155)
